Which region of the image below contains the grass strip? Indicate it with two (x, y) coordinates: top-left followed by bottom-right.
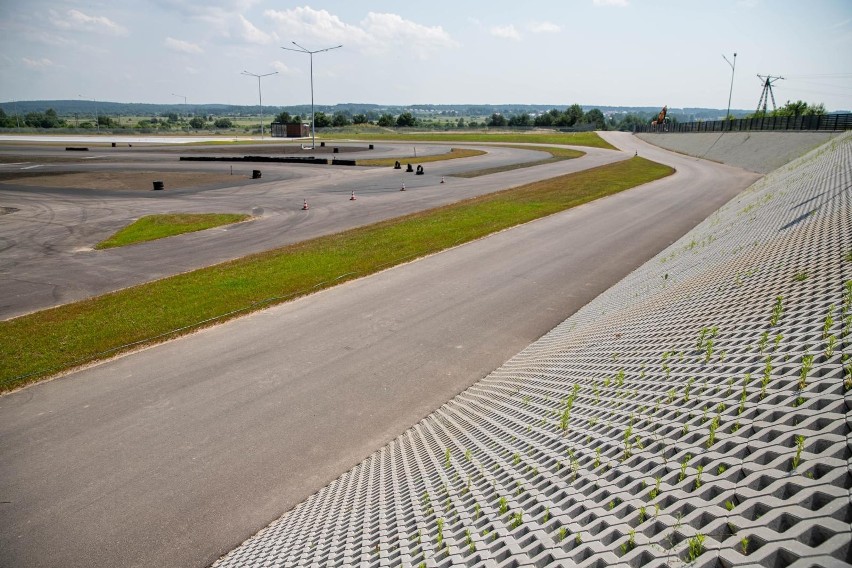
(95, 213), (252, 249)
(454, 145), (585, 178)
(321, 130), (617, 150)
(355, 147), (486, 167)
(0, 157), (672, 391)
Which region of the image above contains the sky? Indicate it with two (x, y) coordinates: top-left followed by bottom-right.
(1, 0), (851, 111)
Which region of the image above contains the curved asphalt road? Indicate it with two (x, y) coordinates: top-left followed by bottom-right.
(0, 142), (617, 319)
(0, 132), (760, 568)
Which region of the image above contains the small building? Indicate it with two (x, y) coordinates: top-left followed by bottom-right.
(271, 122), (310, 138)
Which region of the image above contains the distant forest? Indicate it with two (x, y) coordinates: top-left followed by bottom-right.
(0, 99), (820, 132)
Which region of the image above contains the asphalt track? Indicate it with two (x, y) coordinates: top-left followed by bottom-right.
(0, 132), (760, 568)
(1, 141), (613, 319)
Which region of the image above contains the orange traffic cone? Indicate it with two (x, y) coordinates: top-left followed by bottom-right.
(302, 199), (309, 210)
(400, 182), (406, 191)
(441, 176), (445, 184)
(350, 191), (356, 201)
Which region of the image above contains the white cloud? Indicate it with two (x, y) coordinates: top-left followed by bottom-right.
(527, 21), (561, 33)
(270, 60), (298, 75)
(22, 57), (54, 68)
(165, 37), (204, 54)
(265, 7), (457, 58)
(50, 9), (128, 36)
(361, 12), (457, 51)
(185, 66), (201, 75)
(237, 14), (277, 45)
(266, 6), (370, 45)
(593, 0), (629, 6)
(490, 25), (521, 41)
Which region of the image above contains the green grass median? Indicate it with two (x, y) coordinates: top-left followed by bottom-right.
(96, 213), (251, 249)
(0, 157), (673, 392)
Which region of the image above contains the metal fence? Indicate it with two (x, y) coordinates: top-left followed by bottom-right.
(635, 113), (852, 133)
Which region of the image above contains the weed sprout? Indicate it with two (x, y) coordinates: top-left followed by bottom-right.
(498, 496), (508, 515)
(679, 454), (692, 482)
(823, 306), (835, 338)
(799, 354), (814, 391)
(687, 534), (705, 561)
(620, 529), (637, 555)
(792, 435), (805, 470)
(694, 465), (704, 490)
(770, 296), (783, 326)
(509, 511), (523, 529)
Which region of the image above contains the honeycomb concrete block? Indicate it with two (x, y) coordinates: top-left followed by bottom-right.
(214, 132), (852, 567)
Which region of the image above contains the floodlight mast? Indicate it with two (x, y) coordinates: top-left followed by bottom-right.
(281, 42), (342, 149)
(241, 70), (278, 139)
(723, 52), (737, 121)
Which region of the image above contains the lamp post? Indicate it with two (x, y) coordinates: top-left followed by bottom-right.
(241, 70), (277, 139)
(79, 94), (99, 134)
(171, 93), (187, 119)
(723, 52), (737, 121)
(281, 42), (342, 149)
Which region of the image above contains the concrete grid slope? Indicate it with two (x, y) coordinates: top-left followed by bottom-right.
(634, 131), (838, 174)
(213, 133), (852, 567)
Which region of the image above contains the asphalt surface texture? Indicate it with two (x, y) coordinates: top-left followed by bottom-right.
(0, 132), (761, 568)
(0, 140), (617, 319)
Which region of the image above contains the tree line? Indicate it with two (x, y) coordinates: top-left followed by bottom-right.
(744, 100), (826, 119)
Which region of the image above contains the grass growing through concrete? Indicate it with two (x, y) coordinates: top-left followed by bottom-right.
(355, 147), (486, 167)
(95, 213), (252, 249)
(0, 157), (672, 391)
(321, 130), (617, 150)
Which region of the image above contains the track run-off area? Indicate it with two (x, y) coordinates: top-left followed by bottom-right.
(0, 132), (761, 567)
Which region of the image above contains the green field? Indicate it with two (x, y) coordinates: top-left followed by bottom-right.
(0, 157), (672, 391)
(95, 213), (252, 249)
(321, 130), (616, 150)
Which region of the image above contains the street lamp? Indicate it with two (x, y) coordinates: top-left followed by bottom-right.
(171, 93), (187, 119)
(281, 41), (342, 149)
(79, 94), (99, 134)
(723, 52), (737, 122)
(241, 70), (278, 139)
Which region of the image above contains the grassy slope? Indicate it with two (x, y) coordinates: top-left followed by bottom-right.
(95, 213), (251, 249)
(0, 157), (672, 391)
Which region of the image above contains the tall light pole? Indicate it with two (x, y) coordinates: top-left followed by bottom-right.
(241, 70), (277, 139)
(281, 41), (342, 149)
(723, 52), (737, 121)
(79, 94), (99, 134)
(171, 93), (187, 119)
